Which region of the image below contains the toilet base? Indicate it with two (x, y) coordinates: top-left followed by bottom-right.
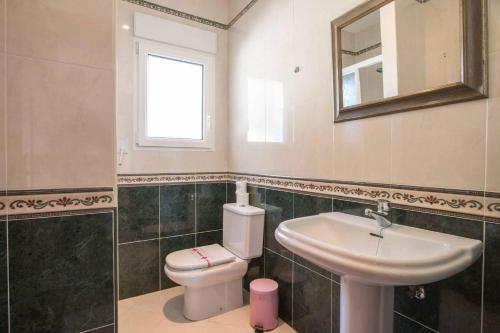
(183, 278), (243, 320)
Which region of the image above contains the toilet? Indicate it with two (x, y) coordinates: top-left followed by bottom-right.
(164, 203), (265, 321)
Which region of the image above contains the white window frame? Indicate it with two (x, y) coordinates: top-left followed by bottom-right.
(137, 40), (215, 149)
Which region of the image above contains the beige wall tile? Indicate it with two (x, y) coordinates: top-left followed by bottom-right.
(288, 0), (338, 180)
(490, 50), (500, 100)
(291, 101), (335, 180)
(227, 0), (297, 177)
(6, 55), (115, 189)
(391, 101), (487, 190)
(486, 51), (500, 192)
(489, 0), (499, 54)
(6, 0), (113, 69)
(486, 98), (500, 192)
(0, 52), (5, 193)
(0, 0), (4, 53)
(333, 116), (392, 184)
(227, 0), (494, 193)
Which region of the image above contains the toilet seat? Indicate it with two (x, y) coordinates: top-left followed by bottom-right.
(166, 244), (236, 271)
(164, 244), (248, 290)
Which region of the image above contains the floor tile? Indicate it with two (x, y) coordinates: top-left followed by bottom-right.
(117, 287), (296, 333)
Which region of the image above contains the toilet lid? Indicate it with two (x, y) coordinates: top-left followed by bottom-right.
(166, 244), (236, 271)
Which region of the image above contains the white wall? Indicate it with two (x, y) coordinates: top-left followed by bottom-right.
(116, 0), (229, 174)
(3, 0), (115, 190)
(228, 0), (252, 21)
(228, 0), (500, 192)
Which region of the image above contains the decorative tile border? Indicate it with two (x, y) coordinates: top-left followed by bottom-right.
(342, 42), (381, 56)
(117, 172), (500, 221)
(0, 188), (115, 216)
(123, 0), (259, 30)
(227, 0), (259, 27)
(117, 173), (227, 185)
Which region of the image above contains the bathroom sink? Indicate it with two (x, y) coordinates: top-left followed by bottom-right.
(275, 212), (483, 333)
(275, 212), (482, 286)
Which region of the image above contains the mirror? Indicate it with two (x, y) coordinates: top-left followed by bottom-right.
(332, 0), (487, 122)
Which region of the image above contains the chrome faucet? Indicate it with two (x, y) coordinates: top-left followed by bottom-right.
(365, 200), (392, 228)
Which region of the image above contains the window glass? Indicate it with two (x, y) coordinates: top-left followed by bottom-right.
(146, 54), (204, 140)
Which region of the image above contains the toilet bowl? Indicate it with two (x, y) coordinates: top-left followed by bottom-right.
(164, 203), (265, 321)
(164, 245), (248, 320)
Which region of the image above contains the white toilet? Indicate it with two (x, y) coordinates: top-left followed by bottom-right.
(164, 203), (265, 321)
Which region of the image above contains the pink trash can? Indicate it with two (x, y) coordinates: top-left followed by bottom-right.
(250, 278), (279, 331)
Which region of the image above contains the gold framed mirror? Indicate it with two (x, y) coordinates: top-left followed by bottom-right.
(332, 0), (487, 122)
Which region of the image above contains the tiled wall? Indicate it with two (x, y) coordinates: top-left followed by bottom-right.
(242, 185), (499, 333)
(117, 180), (500, 333)
(227, 0), (499, 193)
(117, 182), (230, 299)
(2, 0), (115, 190)
(0, 1), (117, 332)
(0, 211), (116, 333)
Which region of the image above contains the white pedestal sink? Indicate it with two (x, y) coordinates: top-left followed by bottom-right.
(274, 212), (482, 333)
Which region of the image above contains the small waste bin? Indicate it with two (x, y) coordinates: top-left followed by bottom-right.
(250, 278), (279, 331)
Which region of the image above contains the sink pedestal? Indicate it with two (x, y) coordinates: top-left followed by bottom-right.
(340, 277), (394, 333)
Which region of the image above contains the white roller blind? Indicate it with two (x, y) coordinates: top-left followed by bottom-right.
(134, 12), (218, 54)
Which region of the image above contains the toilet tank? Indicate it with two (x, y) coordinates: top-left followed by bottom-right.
(223, 203), (265, 259)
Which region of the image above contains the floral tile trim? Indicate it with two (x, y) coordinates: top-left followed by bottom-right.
(3, 190), (115, 216)
(123, 0), (259, 30)
(117, 173), (227, 185)
(117, 172), (500, 220)
(485, 196), (500, 220)
(390, 189), (484, 217)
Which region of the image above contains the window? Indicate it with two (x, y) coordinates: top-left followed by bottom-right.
(137, 41), (214, 149)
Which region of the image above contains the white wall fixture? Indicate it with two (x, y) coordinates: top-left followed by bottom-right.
(134, 12), (218, 53)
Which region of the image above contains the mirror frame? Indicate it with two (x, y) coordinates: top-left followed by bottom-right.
(332, 0), (487, 123)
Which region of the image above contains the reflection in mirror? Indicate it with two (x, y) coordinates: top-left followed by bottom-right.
(340, 0), (461, 108)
